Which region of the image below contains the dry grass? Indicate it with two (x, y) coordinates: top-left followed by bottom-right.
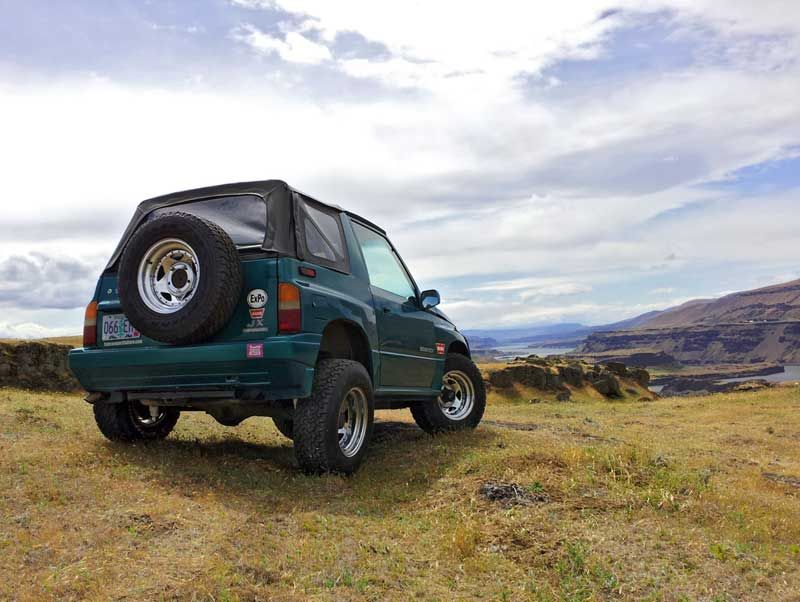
(2, 384), (800, 601)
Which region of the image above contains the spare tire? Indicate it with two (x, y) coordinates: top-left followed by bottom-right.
(118, 212), (243, 345)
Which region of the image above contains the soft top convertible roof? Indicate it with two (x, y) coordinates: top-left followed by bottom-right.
(105, 180), (384, 270)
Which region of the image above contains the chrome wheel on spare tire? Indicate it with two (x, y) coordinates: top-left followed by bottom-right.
(411, 353), (486, 434)
(138, 238), (200, 314)
(118, 212), (243, 346)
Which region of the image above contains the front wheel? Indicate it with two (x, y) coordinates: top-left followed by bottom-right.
(411, 353), (486, 434)
(293, 359), (374, 474)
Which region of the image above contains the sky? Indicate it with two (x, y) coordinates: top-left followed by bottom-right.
(1, 0), (800, 337)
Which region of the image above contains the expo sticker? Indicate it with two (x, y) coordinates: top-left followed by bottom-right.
(435, 343), (446, 355)
(247, 289), (268, 308)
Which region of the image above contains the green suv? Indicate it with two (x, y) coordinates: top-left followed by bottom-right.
(69, 181), (485, 474)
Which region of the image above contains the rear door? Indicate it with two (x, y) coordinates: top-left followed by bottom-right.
(351, 223), (438, 389)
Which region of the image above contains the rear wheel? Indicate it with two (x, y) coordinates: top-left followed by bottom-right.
(293, 359), (374, 474)
(411, 353), (486, 434)
(93, 400), (179, 442)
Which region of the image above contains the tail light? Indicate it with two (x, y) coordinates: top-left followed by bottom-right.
(83, 300), (98, 347)
(278, 283), (301, 333)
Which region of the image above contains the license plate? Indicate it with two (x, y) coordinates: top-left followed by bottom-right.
(101, 314), (141, 342)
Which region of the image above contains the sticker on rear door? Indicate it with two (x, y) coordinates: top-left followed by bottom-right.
(244, 289), (269, 333)
(246, 343), (264, 358)
(436, 343), (446, 355)
(247, 289), (268, 308)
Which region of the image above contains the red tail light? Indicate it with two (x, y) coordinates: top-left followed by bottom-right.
(83, 300), (98, 347)
(278, 283), (301, 333)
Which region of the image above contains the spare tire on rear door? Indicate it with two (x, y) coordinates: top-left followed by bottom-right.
(118, 212), (244, 345)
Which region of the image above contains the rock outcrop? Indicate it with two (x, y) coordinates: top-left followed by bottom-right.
(486, 356), (650, 400)
(0, 342), (80, 391)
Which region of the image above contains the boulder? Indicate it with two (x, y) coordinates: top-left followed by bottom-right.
(559, 364), (585, 387)
(591, 370), (622, 398)
(628, 367), (650, 387)
(555, 389), (572, 402)
(605, 361), (629, 377)
(0, 342), (80, 391)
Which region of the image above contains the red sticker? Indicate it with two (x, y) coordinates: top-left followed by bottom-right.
(247, 343), (264, 359)
(249, 308), (265, 319)
(436, 343), (446, 355)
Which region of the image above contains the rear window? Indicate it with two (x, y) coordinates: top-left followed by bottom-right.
(149, 194), (267, 246)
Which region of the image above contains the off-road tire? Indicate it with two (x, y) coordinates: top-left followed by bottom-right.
(93, 401), (180, 442)
(118, 212), (244, 345)
(272, 417), (294, 440)
(293, 359), (374, 474)
(411, 353), (486, 434)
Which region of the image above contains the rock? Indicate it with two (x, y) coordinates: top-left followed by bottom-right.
(559, 364), (585, 387)
(545, 370), (563, 389)
(628, 367), (651, 387)
(731, 379), (772, 392)
(0, 342), (80, 391)
(591, 370), (622, 398)
(555, 389), (571, 402)
(605, 361), (629, 377)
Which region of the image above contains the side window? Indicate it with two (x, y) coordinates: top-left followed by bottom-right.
(300, 198), (348, 271)
(353, 223), (416, 300)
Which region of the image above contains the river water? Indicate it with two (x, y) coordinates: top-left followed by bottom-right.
(717, 364), (800, 385)
(493, 343), (575, 361)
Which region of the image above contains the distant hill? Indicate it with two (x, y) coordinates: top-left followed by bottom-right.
(579, 279), (800, 365)
(631, 279), (800, 329)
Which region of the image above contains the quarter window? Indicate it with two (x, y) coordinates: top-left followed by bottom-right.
(353, 224), (416, 300)
(300, 198), (348, 270)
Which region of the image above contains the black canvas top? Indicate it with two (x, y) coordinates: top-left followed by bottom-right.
(105, 180), (384, 270)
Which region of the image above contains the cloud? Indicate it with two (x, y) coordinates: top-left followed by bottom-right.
(0, 253), (101, 310)
(0, 321), (76, 339)
(232, 24), (332, 64)
(3, 1), (800, 333)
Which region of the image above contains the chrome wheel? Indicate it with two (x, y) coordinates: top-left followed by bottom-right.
(137, 238), (200, 314)
(438, 370), (475, 421)
(337, 386), (368, 457)
(129, 401), (168, 427)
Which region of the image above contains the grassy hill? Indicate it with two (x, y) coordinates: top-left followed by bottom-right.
(2, 383), (799, 600)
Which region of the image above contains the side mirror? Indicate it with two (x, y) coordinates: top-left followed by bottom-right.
(420, 289), (441, 309)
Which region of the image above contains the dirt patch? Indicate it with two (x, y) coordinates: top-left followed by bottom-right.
(479, 481), (550, 506)
(483, 420), (543, 432)
(762, 472), (800, 489)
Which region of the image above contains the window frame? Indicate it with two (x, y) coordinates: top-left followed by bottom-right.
(294, 193), (350, 274)
(352, 221), (420, 303)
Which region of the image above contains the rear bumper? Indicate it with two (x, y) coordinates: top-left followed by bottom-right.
(68, 334), (320, 399)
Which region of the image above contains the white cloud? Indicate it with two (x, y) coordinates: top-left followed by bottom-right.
(0, 321), (76, 339)
(232, 24), (332, 64)
(3, 1), (800, 333)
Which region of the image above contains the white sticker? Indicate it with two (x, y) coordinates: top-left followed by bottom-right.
(247, 289), (268, 308)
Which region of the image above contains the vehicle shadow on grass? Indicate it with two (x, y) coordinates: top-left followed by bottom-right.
(94, 418), (494, 517)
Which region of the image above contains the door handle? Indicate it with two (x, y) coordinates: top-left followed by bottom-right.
(382, 307), (392, 314)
